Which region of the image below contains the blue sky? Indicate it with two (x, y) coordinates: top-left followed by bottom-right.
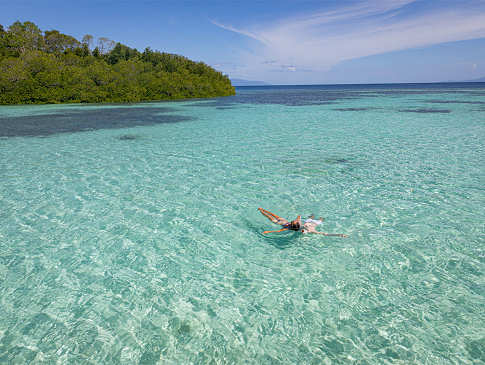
(1, 0), (485, 84)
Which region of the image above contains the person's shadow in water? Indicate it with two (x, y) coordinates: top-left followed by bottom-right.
(243, 218), (301, 249)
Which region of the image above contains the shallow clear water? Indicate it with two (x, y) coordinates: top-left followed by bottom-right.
(1, 83), (484, 364)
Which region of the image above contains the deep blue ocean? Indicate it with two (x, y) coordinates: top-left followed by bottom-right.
(1, 83), (484, 363)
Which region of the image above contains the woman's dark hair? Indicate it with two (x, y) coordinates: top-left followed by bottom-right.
(289, 221), (300, 231)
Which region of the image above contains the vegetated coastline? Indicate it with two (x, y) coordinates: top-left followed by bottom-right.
(0, 21), (235, 105)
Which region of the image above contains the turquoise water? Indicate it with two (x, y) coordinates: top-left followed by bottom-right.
(1, 84), (484, 363)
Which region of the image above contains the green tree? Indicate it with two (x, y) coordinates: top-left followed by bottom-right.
(0, 24), (6, 58)
(97, 37), (115, 54)
(6, 21), (44, 54)
(75, 43), (91, 57)
(44, 30), (80, 53)
(92, 47), (100, 58)
(81, 34), (93, 49)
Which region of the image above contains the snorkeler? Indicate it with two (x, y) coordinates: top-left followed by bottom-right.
(258, 209), (347, 237)
(258, 208), (302, 234)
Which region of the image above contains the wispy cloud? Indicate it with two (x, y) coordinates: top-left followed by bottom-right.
(210, 20), (270, 45)
(212, 0), (485, 80)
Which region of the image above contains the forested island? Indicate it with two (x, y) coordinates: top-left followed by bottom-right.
(0, 21), (235, 104)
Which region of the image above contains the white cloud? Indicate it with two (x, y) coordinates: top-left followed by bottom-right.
(213, 0), (485, 80)
(210, 20), (270, 45)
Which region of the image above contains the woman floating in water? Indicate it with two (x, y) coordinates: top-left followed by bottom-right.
(258, 208), (347, 237)
(258, 208), (302, 234)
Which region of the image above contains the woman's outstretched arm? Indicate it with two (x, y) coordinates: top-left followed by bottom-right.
(263, 228), (289, 234)
(312, 232), (348, 237)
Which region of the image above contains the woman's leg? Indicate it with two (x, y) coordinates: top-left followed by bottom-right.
(258, 208), (288, 225)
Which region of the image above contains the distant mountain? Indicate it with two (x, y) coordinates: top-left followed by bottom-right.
(231, 78), (270, 86)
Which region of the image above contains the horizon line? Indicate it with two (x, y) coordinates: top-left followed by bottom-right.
(233, 80), (485, 87)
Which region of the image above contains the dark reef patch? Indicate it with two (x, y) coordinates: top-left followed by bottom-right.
(233, 84), (485, 106)
(118, 134), (139, 140)
(399, 108), (451, 114)
(324, 157), (351, 164)
(423, 99), (485, 105)
(180, 84), (485, 108)
(0, 106), (194, 137)
(231, 90), (357, 106)
(333, 107), (373, 111)
(184, 100), (236, 108)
